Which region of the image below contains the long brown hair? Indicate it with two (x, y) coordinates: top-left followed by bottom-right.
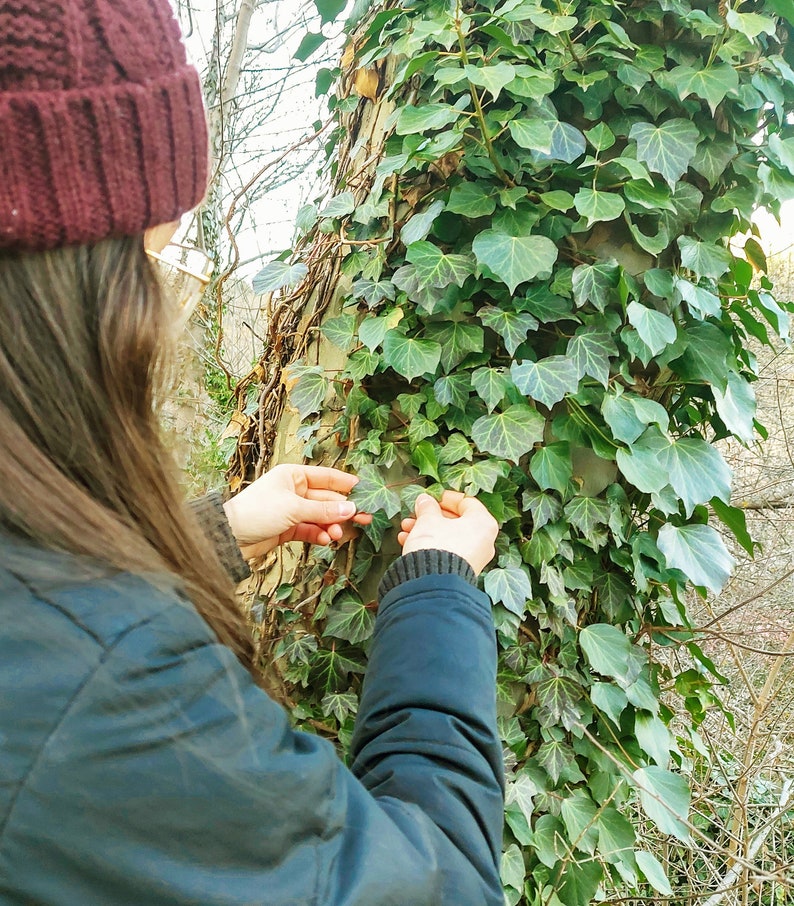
(0, 235), (254, 667)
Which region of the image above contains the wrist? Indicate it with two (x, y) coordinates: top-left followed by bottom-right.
(378, 549), (477, 599)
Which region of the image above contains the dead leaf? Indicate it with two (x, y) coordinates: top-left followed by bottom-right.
(354, 66), (380, 102)
(221, 410), (249, 441)
(341, 41), (356, 70)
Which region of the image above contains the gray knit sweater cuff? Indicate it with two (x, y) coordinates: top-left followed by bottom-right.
(378, 549), (477, 599)
(189, 491), (251, 585)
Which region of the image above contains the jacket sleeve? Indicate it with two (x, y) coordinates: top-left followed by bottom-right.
(9, 576), (503, 906)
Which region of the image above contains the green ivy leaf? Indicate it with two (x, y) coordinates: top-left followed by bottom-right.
(295, 203), (319, 234)
(321, 314), (357, 350)
(252, 260), (309, 294)
(471, 404), (544, 461)
(530, 442), (573, 494)
(602, 392), (669, 445)
(671, 322), (733, 390)
(712, 371), (756, 443)
(636, 711), (674, 767)
(623, 179), (676, 212)
(348, 464), (401, 518)
(596, 807), (636, 867)
(391, 264), (448, 313)
(351, 278), (396, 308)
(358, 308), (404, 351)
(591, 681), (628, 726)
(560, 789), (599, 855)
(323, 593), (375, 645)
(447, 182), (496, 217)
(626, 301), (677, 356)
(313, 0), (345, 22)
(382, 332), (442, 381)
(672, 63), (739, 114)
(478, 306), (539, 355)
(636, 851), (673, 896)
(691, 135), (738, 187)
(442, 458), (510, 494)
(564, 496), (611, 542)
(285, 363), (328, 419)
(661, 436), (732, 516)
(464, 61), (516, 100)
(294, 31), (327, 62)
(320, 690), (358, 723)
(674, 278), (721, 318)
(400, 199), (445, 245)
(484, 566), (533, 616)
(522, 489), (562, 530)
(396, 103), (460, 134)
(406, 240), (476, 288)
(633, 766), (691, 842)
(509, 117), (553, 152)
(322, 192), (356, 218)
(471, 367), (510, 412)
(540, 738), (585, 787)
(437, 432), (473, 465)
(629, 119), (700, 188)
(726, 8), (777, 38)
(536, 675), (584, 730)
(511, 355), (580, 408)
(567, 327), (617, 386)
(425, 321), (484, 371)
(678, 236), (733, 279)
(657, 523), (735, 593)
(500, 843), (526, 893)
(473, 231), (558, 293)
(411, 439), (441, 481)
(574, 187), (626, 226)
(572, 261), (620, 311)
(433, 373), (471, 409)
(540, 190), (575, 211)
(539, 121), (587, 163)
(580, 624), (638, 687)
(532, 815), (568, 869)
(711, 497), (755, 556)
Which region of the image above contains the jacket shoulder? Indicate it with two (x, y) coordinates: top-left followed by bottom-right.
(0, 539), (191, 648)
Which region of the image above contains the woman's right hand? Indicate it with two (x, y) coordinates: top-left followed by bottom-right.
(398, 491), (499, 576)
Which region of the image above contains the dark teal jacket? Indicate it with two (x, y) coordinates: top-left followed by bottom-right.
(0, 540), (504, 905)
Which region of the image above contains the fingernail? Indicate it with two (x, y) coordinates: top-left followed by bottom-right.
(338, 502), (357, 518)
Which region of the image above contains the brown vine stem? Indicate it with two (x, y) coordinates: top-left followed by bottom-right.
(454, 4), (514, 188)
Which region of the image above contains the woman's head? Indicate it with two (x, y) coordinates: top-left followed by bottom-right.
(0, 0), (208, 252)
(0, 1), (255, 667)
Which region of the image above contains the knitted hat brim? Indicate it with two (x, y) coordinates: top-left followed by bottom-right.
(0, 65), (209, 252)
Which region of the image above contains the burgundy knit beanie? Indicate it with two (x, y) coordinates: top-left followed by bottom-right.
(0, 0), (209, 252)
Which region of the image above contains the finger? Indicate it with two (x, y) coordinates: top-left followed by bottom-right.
(414, 493), (443, 518)
(353, 512), (372, 525)
(290, 497), (357, 527)
(436, 489), (467, 515)
(290, 524), (333, 546)
(397, 531), (409, 546)
(300, 465), (359, 494)
(239, 539), (278, 560)
(401, 517), (417, 532)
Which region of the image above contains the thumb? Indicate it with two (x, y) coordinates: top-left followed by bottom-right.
(292, 497), (357, 526)
(414, 493), (442, 519)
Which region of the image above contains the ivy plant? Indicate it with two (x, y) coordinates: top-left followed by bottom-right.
(243, 0), (794, 902)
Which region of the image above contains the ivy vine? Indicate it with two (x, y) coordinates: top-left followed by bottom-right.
(240, 1), (794, 902)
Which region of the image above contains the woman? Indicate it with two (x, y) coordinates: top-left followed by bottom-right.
(0, 2), (504, 904)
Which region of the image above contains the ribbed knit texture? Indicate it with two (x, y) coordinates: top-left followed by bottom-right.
(189, 492), (250, 586)
(378, 549), (477, 599)
(0, 0), (209, 251)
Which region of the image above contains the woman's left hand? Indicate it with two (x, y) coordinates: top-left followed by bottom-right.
(222, 464), (371, 560)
